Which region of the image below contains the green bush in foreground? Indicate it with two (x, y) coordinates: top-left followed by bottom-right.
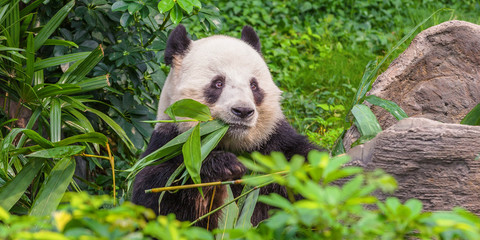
(2, 152), (479, 239)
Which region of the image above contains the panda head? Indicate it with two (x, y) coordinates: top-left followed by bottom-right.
(157, 25), (283, 152)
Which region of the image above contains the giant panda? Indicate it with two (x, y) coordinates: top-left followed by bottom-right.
(132, 25), (319, 229)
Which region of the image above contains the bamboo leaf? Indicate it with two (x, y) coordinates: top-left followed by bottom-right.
(61, 45), (104, 84)
(165, 99), (212, 121)
(365, 95), (408, 120)
(126, 120), (226, 179)
(86, 107), (135, 152)
(77, 75), (109, 92)
(461, 103), (480, 126)
(0, 159), (44, 211)
(26, 146), (85, 158)
(200, 125), (228, 160)
(217, 185), (239, 232)
(43, 39), (79, 48)
(1, 128), (25, 170)
(26, 32), (34, 81)
(34, 0), (74, 51)
(183, 124), (202, 187)
(19, 0), (45, 18)
(35, 84), (81, 99)
(50, 98), (61, 143)
(30, 157), (75, 216)
(56, 132), (107, 147)
(21, 129), (55, 148)
(235, 188), (259, 230)
(351, 104), (382, 138)
(34, 52), (90, 72)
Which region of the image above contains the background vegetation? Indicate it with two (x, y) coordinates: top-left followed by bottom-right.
(1, 0), (480, 238)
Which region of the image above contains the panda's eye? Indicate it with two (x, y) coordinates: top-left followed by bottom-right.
(250, 81), (258, 91)
(215, 80), (223, 89)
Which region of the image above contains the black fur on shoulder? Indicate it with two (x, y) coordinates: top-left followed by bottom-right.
(241, 26), (261, 54)
(164, 24), (191, 65)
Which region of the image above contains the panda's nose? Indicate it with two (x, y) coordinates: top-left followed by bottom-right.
(231, 107), (254, 119)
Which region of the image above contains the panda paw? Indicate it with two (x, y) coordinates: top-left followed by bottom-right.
(201, 151), (247, 182)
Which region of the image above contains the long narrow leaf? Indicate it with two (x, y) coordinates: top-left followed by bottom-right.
(0, 159), (44, 211)
(217, 185), (239, 233)
(235, 188), (259, 230)
(34, 52), (90, 71)
(61, 45), (104, 84)
(16, 108), (41, 148)
(126, 120), (227, 179)
(26, 32), (34, 81)
(29, 157), (75, 216)
(86, 107), (135, 152)
(165, 99), (212, 121)
(461, 103), (480, 126)
(77, 75), (109, 92)
(43, 39), (79, 48)
(183, 124), (202, 186)
(19, 0), (45, 18)
(56, 132), (107, 147)
(21, 129), (55, 148)
(50, 98), (61, 143)
(365, 95), (408, 120)
(351, 104), (382, 138)
(26, 146), (85, 158)
(34, 0), (74, 51)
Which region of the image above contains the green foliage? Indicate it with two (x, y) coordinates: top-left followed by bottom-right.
(461, 103), (480, 126)
(0, 192), (213, 239)
(3, 153), (480, 239)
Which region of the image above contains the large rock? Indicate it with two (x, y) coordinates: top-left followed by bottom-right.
(347, 117), (480, 213)
(344, 20), (480, 151)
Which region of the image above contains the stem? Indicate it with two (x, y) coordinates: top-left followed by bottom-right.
(189, 180), (274, 226)
(144, 12), (170, 48)
(145, 171), (288, 193)
(142, 119), (200, 123)
(106, 142), (116, 205)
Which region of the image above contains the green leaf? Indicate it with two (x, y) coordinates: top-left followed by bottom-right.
(170, 4), (183, 24)
(56, 132), (107, 147)
(43, 39), (79, 48)
(127, 2), (143, 14)
(351, 104), (382, 138)
(0, 159), (45, 211)
(19, 0), (44, 18)
(61, 45), (104, 84)
(26, 146), (85, 158)
(127, 120), (226, 179)
(235, 188), (259, 230)
(158, 0), (174, 13)
(165, 99), (212, 121)
(87, 107), (136, 152)
(34, 52), (90, 72)
(365, 95), (408, 120)
(25, 33), (34, 80)
(35, 84), (82, 99)
(183, 124), (202, 186)
(21, 129), (55, 149)
(217, 185), (239, 232)
(177, 0), (193, 14)
(77, 75), (109, 92)
(50, 98), (61, 143)
(461, 103), (480, 126)
(111, 1), (128, 12)
(30, 157), (75, 216)
(34, 0), (74, 51)
(200, 125), (228, 160)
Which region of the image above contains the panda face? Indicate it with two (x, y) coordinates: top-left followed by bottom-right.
(157, 26), (284, 151)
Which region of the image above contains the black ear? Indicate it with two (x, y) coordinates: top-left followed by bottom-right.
(164, 24), (191, 65)
(241, 26), (261, 54)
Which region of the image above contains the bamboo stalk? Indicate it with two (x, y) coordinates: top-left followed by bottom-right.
(145, 170), (288, 193)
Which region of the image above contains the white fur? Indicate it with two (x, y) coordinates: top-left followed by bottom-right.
(156, 35), (284, 152)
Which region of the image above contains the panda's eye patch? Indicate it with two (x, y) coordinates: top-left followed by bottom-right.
(250, 78), (264, 106)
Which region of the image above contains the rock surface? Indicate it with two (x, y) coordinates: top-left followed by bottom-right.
(344, 20), (480, 151)
(347, 117), (480, 213)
